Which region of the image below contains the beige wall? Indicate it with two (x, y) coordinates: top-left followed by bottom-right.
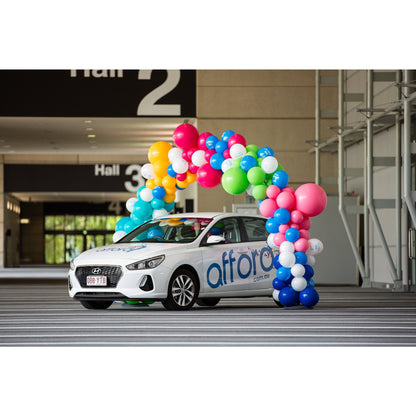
(195, 70), (338, 212)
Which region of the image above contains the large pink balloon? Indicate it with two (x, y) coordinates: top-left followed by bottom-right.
(259, 199), (278, 218)
(197, 163), (223, 188)
(295, 183), (327, 217)
(173, 124), (199, 150)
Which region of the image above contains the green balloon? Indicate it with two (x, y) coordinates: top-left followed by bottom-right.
(232, 157), (242, 168)
(257, 157), (263, 167)
(277, 163), (285, 171)
(221, 167), (249, 195)
(247, 166), (266, 185)
(246, 144), (260, 154)
(266, 179), (273, 186)
(246, 151), (257, 159)
(252, 184), (268, 200)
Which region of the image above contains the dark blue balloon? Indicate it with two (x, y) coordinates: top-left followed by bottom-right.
(274, 208), (290, 224)
(266, 217), (280, 233)
(222, 130), (235, 142)
(285, 228), (300, 243)
(294, 251), (308, 265)
(215, 140), (228, 154)
(206, 135), (219, 149)
(152, 186), (166, 199)
(299, 288), (319, 307)
(304, 265), (315, 279)
(273, 255), (281, 269)
(257, 146), (274, 158)
(210, 153), (225, 170)
(278, 287), (299, 307)
(240, 155), (258, 172)
(276, 266), (291, 281)
(273, 278), (288, 290)
(307, 278), (315, 288)
(147, 227), (164, 239)
(272, 170), (289, 189)
(209, 227), (222, 235)
(167, 164), (177, 177)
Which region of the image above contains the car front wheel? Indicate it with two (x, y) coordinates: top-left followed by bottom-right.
(162, 269), (199, 311)
(196, 298), (220, 307)
(79, 300), (113, 310)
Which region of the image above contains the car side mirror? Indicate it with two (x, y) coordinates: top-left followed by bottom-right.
(206, 235), (225, 244)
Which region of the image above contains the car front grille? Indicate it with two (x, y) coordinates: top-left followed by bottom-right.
(75, 266), (122, 288)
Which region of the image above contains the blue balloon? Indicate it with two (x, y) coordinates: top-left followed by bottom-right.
(257, 146), (274, 158)
(115, 217), (131, 231)
(124, 220), (137, 233)
(136, 185), (146, 198)
(272, 170), (289, 189)
(165, 201), (175, 212)
(294, 251), (308, 265)
(167, 164), (177, 177)
(299, 288), (319, 307)
(273, 254), (281, 269)
(147, 227), (164, 240)
(206, 135), (219, 149)
(152, 186), (166, 199)
(210, 153), (225, 170)
(285, 228), (300, 243)
(307, 278), (315, 288)
(274, 208), (290, 224)
(278, 287), (299, 307)
(210, 227), (222, 235)
(276, 266), (291, 281)
(176, 184), (185, 190)
(151, 198), (165, 210)
(240, 155), (258, 172)
(215, 140), (228, 154)
(266, 217), (280, 233)
(273, 278), (288, 290)
(304, 265), (315, 279)
(222, 130), (235, 142)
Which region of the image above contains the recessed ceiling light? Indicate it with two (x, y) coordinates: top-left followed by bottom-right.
(87, 134), (96, 138)
(88, 140), (96, 144)
(84, 120), (92, 124)
(86, 127), (94, 131)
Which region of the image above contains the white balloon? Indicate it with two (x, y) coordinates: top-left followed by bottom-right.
(278, 252), (296, 268)
(246, 184), (255, 196)
(172, 158), (189, 174)
(267, 233), (277, 249)
(191, 150), (206, 167)
(141, 163), (155, 180)
(261, 156), (278, 174)
(221, 158), (233, 173)
(291, 264), (305, 278)
(272, 289), (280, 302)
(291, 277), (308, 292)
(307, 255), (316, 266)
(307, 238), (324, 255)
(113, 230), (126, 242)
(140, 187), (153, 202)
(168, 147), (183, 162)
(229, 143), (247, 159)
(126, 197), (138, 213)
(279, 241), (294, 253)
(152, 208), (168, 219)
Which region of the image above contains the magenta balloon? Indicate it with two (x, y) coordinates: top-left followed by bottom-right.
(204, 149), (216, 162)
(228, 134), (247, 148)
(197, 163), (223, 188)
(173, 124), (199, 150)
(198, 132), (212, 151)
(188, 162), (199, 174)
(295, 183), (327, 217)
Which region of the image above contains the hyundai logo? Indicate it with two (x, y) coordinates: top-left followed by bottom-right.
(92, 267), (102, 275)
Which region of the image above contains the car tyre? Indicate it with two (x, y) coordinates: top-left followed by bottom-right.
(79, 300), (113, 310)
(162, 268), (199, 311)
(196, 298), (220, 307)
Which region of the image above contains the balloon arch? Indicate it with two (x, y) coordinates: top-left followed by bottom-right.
(113, 124), (327, 308)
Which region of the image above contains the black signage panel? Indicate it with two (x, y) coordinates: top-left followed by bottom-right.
(5, 164), (145, 193)
(0, 70), (196, 117)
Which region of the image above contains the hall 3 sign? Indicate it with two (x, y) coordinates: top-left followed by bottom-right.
(94, 163), (144, 193)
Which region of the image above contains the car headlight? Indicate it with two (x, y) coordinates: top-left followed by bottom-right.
(70, 259), (75, 270)
(126, 255), (165, 271)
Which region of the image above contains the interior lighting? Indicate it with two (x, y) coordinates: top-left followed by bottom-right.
(87, 134), (96, 138)
(20, 218), (30, 224)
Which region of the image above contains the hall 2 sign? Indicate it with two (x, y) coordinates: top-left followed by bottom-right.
(94, 163), (144, 193)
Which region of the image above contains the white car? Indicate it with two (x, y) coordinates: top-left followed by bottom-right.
(68, 212), (275, 310)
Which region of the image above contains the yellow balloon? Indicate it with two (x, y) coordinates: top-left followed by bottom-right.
(164, 193), (176, 203)
(164, 186), (177, 195)
(153, 159), (170, 178)
(186, 172), (197, 184)
(148, 142), (173, 164)
(153, 176), (163, 187)
(146, 179), (156, 189)
(176, 180), (188, 189)
(162, 175), (176, 189)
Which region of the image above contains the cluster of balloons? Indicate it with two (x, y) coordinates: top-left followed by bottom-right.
(113, 123), (327, 308)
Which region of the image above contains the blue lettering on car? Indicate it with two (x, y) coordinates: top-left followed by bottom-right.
(95, 245), (147, 253)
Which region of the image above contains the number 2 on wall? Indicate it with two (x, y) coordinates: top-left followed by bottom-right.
(137, 70), (181, 116)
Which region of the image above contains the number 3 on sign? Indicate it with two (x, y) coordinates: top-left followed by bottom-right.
(124, 164), (145, 193)
(137, 70), (181, 116)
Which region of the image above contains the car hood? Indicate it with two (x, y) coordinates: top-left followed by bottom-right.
(73, 242), (189, 265)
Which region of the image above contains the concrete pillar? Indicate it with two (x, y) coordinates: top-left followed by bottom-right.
(0, 156), (4, 267)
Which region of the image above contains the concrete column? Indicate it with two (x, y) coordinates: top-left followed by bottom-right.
(0, 156), (4, 267)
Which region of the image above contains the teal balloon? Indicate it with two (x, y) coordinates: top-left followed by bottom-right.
(151, 198), (165, 210)
(221, 167), (249, 195)
(116, 217), (131, 231)
(133, 200), (152, 219)
(124, 220), (136, 233)
(165, 201), (175, 212)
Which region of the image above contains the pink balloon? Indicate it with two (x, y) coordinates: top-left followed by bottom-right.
(186, 147), (198, 161)
(173, 124), (199, 150)
(299, 229), (310, 240)
(204, 149), (216, 162)
(291, 210), (304, 224)
(276, 191), (295, 210)
(228, 134), (247, 148)
(290, 224), (300, 230)
(197, 163), (223, 188)
(266, 185), (281, 200)
(279, 224), (290, 234)
(198, 132), (212, 151)
(282, 186), (295, 194)
(294, 238), (309, 252)
(223, 149), (231, 159)
(176, 173), (187, 181)
(188, 162), (199, 174)
(295, 183), (327, 217)
(182, 150), (191, 162)
(273, 232), (286, 246)
(259, 199), (278, 218)
(299, 216), (311, 231)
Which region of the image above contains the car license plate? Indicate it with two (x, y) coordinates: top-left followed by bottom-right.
(86, 275), (107, 286)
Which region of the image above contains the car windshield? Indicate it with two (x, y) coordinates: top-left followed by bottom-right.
(116, 217), (214, 244)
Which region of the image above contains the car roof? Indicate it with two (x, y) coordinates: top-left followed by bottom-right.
(155, 212), (265, 220)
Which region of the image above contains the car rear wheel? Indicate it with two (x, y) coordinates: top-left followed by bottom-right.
(196, 298), (220, 307)
(162, 269), (199, 311)
(79, 300), (113, 310)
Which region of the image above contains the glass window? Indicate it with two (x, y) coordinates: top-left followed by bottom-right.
(45, 216), (55, 231)
(64, 215), (75, 231)
(203, 217), (241, 244)
(241, 217), (267, 242)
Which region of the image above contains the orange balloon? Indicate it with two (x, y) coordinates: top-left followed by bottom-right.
(153, 176), (163, 187)
(164, 193), (176, 203)
(146, 179), (155, 189)
(176, 180), (188, 189)
(186, 172), (197, 184)
(164, 186), (177, 195)
(162, 175), (176, 189)
(153, 159), (170, 177)
(148, 141), (173, 164)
